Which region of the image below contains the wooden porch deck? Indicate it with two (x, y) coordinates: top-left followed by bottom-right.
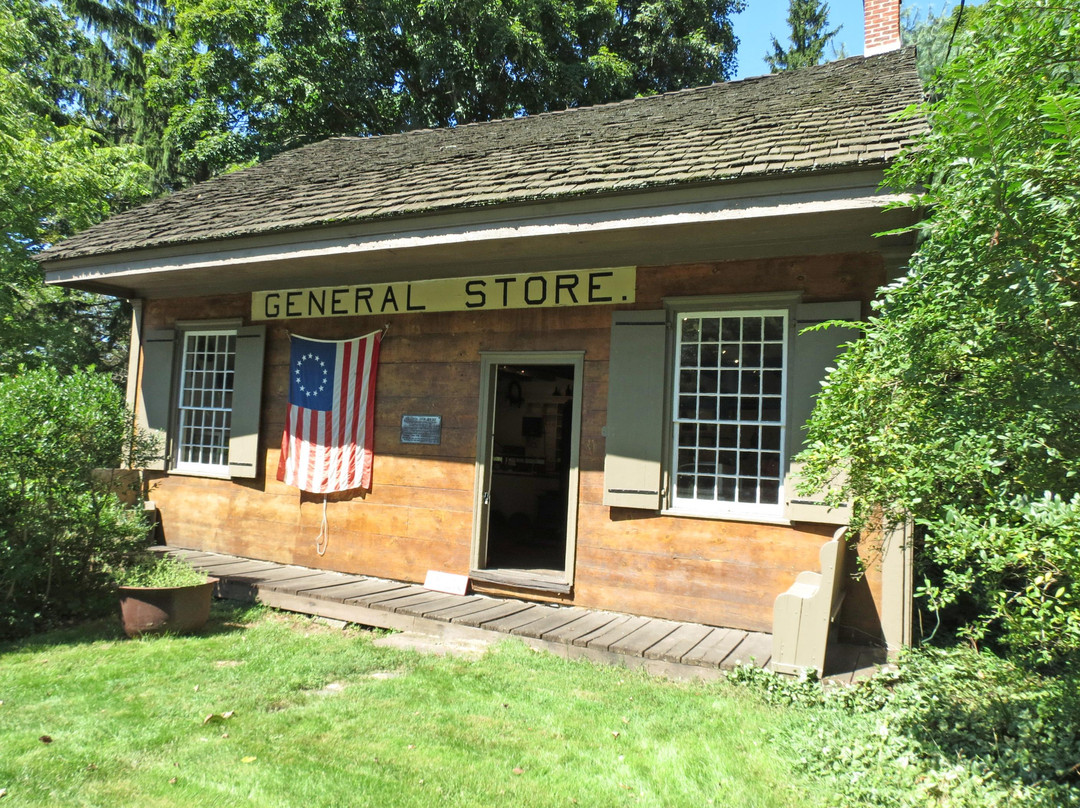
(154, 546), (886, 683)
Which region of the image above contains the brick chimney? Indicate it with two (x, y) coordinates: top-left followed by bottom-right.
(864, 0), (902, 56)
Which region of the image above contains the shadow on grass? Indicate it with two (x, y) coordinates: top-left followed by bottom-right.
(0, 599), (264, 653)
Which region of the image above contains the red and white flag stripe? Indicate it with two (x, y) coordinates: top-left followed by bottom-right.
(277, 331), (381, 494)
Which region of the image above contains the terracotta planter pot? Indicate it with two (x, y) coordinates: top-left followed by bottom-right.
(118, 579), (217, 637)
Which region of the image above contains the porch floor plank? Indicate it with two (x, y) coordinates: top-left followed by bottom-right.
(481, 604), (550, 633)
(221, 567), (327, 585)
(359, 585), (430, 607)
(380, 591), (460, 614)
(298, 580), (401, 602)
(727, 632), (773, 668)
(416, 596), (487, 619)
(150, 547), (216, 561)
(265, 572), (355, 593)
(543, 611), (621, 644)
(185, 554), (251, 568)
(512, 609), (590, 639)
(198, 560), (280, 576)
(609, 620), (681, 658)
(581, 616), (652, 652)
(684, 628), (748, 668)
(645, 623), (716, 664)
(454, 600), (535, 628)
(159, 548), (879, 682)
(406, 594), (471, 617)
(337, 581), (414, 602)
(190, 556), (265, 569)
(428, 598), (507, 622)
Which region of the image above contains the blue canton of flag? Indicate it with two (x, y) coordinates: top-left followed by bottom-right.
(289, 338), (337, 412)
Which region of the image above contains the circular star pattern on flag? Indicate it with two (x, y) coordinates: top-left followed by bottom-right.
(294, 352), (329, 399)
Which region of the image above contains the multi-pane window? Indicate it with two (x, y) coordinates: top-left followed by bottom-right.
(175, 330), (237, 474)
(672, 310), (787, 517)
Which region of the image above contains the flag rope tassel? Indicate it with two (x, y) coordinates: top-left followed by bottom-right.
(315, 495), (329, 556)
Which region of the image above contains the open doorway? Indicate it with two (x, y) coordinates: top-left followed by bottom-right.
(473, 353), (583, 590)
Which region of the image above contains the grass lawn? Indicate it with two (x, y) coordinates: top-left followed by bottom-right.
(0, 603), (833, 807)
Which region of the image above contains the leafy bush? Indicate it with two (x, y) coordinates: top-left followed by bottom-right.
(797, 0), (1080, 665)
(0, 367), (155, 639)
(727, 649), (1080, 807)
(117, 553), (209, 588)
(920, 494), (1080, 664)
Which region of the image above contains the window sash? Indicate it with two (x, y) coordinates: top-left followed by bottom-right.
(174, 330), (237, 474)
(670, 310), (788, 518)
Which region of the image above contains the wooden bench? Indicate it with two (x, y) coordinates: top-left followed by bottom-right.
(771, 526), (848, 676)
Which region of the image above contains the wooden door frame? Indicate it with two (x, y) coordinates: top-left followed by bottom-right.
(470, 350), (585, 591)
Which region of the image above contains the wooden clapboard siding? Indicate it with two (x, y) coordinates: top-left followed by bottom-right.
(142, 252), (889, 635)
(573, 503), (835, 632)
(635, 254), (884, 305)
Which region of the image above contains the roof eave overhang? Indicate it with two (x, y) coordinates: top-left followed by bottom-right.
(42, 167), (922, 300)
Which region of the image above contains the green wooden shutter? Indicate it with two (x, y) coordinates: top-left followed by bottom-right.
(139, 329), (176, 471)
(228, 325), (266, 479)
(603, 311), (667, 509)
(784, 301), (862, 524)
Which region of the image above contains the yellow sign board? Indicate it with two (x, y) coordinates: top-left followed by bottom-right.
(252, 266), (635, 321)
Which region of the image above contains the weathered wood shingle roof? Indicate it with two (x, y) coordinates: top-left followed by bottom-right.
(43, 48), (924, 263)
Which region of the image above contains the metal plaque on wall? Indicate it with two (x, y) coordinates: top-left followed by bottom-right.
(401, 414), (442, 445)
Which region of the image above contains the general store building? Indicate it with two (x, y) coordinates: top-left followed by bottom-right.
(40, 1), (924, 658)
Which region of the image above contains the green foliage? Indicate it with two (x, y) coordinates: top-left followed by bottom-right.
(920, 494), (1080, 663)
(146, 0), (744, 183)
(798, 0), (1080, 664)
(901, 3), (978, 83)
(818, 650), (1080, 807)
(728, 650), (1080, 807)
(0, 367), (156, 639)
(117, 552), (209, 587)
(58, 0), (173, 169)
(726, 659), (898, 712)
(1, 1), (152, 267)
(763, 0), (839, 73)
(0, 287), (135, 380)
(1, 0), (154, 376)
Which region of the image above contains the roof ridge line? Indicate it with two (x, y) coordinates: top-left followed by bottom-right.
(326, 49), (912, 145)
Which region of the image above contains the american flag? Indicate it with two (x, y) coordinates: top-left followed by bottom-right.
(277, 331), (382, 494)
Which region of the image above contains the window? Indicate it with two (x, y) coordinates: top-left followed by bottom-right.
(671, 311), (787, 518)
(603, 298), (859, 524)
(174, 330), (236, 474)
(138, 323), (266, 479)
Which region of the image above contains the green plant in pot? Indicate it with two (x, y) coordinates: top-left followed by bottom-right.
(116, 553), (216, 637)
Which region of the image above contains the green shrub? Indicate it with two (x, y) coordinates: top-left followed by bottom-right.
(796, 0), (1080, 668)
(0, 367), (155, 639)
(117, 553), (209, 588)
(727, 649), (1080, 807)
(919, 494), (1080, 665)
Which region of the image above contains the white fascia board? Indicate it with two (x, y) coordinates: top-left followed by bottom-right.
(43, 170), (914, 292)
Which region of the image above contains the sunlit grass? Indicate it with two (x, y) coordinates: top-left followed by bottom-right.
(0, 603), (831, 807)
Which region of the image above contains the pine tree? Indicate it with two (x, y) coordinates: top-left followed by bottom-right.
(60, 0), (175, 189)
(1, 0), (153, 376)
(764, 0), (840, 72)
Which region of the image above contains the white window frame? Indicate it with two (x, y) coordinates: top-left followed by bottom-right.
(666, 307), (790, 521)
(172, 328), (238, 477)
(603, 294), (858, 524)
